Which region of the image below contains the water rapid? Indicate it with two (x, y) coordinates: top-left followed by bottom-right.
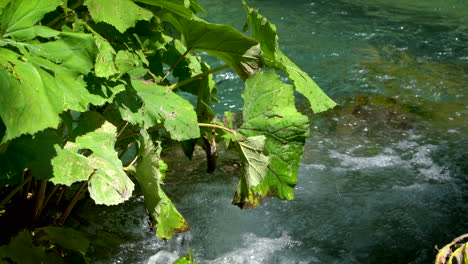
(85, 0), (468, 263)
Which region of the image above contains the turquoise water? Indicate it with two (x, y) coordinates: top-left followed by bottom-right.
(86, 1), (467, 263)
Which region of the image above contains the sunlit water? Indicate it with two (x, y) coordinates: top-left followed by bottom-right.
(85, 0), (467, 263)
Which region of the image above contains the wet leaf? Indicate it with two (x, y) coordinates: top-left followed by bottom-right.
(136, 130), (189, 239)
(173, 248), (195, 264)
(84, 0), (153, 33)
(235, 71), (309, 207)
(242, 0), (336, 113)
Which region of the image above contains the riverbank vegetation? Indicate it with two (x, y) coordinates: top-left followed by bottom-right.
(0, 0), (336, 262)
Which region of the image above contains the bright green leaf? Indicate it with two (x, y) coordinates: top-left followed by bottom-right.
(173, 248), (195, 264)
(162, 13), (262, 80)
(0, 0), (61, 36)
(135, 0), (200, 18)
(84, 0), (153, 33)
(0, 31), (125, 143)
(94, 37), (118, 78)
(136, 130), (189, 239)
(242, 1), (336, 113)
(51, 120), (134, 205)
(235, 71), (309, 207)
(3, 25), (59, 41)
(51, 143), (95, 186)
(132, 80), (200, 141)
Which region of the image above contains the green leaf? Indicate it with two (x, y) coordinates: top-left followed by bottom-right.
(94, 37), (118, 78)
(162, 13), (262, 80)
(135, 0), (201, 18)
(0, 0), (61, 36)
(51, 120), (134, 205)
(242, 1), (336, 113)
(0, 31), (124, 143)
(3, 25), (59, 41)
(235, 71), (309, 207)
(173, 248), (195, 264)
(0, 129), (61, 187)
(232, 135), (269, 208)
(84, 0), (153, 33)
(35, 227), (90, 254)
(132, 80), (200, 141)
(0, 231), (47, 264)
(136, 130), (189, 239)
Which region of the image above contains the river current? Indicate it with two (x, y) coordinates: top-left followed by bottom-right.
(86, 0), (468, 263)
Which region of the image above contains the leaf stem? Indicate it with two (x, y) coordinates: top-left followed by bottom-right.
(198, 123), (236, 136)
(57, 181), (88, 226)
(169, 64), (229, 90)
(32, 180), (48, 222)
(0, 173), (33, 208)
(160, 49), (191, 83)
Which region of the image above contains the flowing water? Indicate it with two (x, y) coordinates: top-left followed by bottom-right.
(85, 0), (468, 263)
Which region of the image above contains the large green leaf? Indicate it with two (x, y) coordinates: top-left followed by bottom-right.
(0, 31), (124, 143)
(84, 0), (153, 33)
(162, 13), (262, 80)
(135, 130), (189, 239)
(242, 1), (336, 113)
(235, 71), (309, 207)
(0, 0), (61, 36)
(51, 120), (134, 205)
(131, 80), (200, 141)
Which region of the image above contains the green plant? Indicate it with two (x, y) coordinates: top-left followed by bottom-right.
(0, 0), (335, 260)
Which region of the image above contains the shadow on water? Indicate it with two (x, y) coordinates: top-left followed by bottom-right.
(83, 0), (468, 263)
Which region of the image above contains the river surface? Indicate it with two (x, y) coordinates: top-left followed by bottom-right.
(85, 0), (468, 263)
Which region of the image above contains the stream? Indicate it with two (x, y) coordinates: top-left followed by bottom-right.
(84, 0), (468, 263)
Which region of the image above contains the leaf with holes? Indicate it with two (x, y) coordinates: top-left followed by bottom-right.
(235, 71), (309, 208)
(132, 80), (200, 141)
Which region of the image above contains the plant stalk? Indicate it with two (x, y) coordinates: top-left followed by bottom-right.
(169, 64), (229, 90)
(57, 181), (88, 226)
(32, 180), (48, 222)
(160, 49), (191, 83)
(198, 123), (237, 136)
(0, 174), (33, 208)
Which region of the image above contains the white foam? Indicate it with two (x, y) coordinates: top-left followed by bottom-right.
(147, 250), (179, 264)
(329, 150), (404, 170)
(207, 233), (300, 264)
(326, 141), (450, 181)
